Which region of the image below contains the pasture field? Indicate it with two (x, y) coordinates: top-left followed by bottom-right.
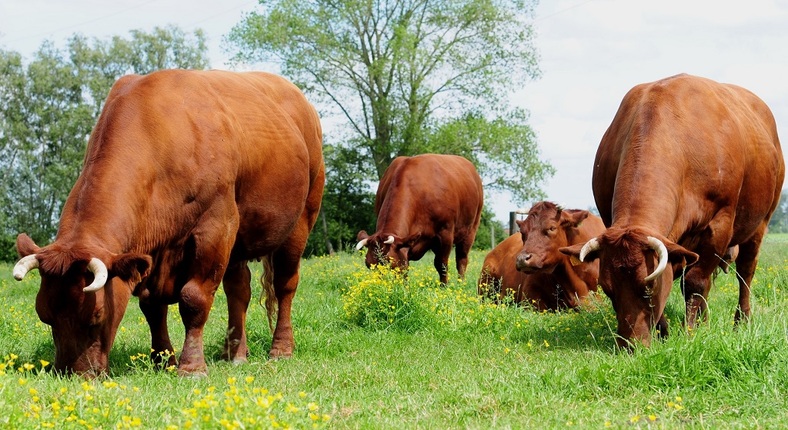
(1, 235), (787, 429)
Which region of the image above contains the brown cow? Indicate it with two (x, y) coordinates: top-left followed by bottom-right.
(13, 70), (325, 377)
(356, 154), (483, 284)
(477, 202), (604, 310)
(560, 74), (785, 348)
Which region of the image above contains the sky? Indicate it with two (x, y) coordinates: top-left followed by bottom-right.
(2, 0), (788, 223)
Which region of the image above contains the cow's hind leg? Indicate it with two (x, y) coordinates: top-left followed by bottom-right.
(139, 300), (177, 368)
(267, 172), (322, 359)
(731, 224), (768, 324)
(221, 261), (251, 363)
(266, 246), (302, 359)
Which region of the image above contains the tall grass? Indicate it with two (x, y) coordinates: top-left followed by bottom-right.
(0, 235), (787, 428)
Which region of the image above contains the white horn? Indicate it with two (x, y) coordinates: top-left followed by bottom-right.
(13, 254), (39, 281)
(579, 237), (600, 262)
(355, 238), (368, 251)
(83, 258), (109, 292)
(384, 235), (395, 245)
(643, 236), (669, 282)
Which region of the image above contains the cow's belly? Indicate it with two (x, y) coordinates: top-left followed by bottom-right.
(232, 172), (310, 258)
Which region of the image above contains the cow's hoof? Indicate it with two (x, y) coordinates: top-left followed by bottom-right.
(230, 357), (248, 365)
(177, 363), (208, 378)
(268, 349), (293, 360)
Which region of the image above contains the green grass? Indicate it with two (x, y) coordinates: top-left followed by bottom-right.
(1, 235), (787, 429)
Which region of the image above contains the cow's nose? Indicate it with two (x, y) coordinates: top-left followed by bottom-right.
(515, 254), (531, 270)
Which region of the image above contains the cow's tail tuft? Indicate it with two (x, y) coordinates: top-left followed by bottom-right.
(259, 255), (277, 332)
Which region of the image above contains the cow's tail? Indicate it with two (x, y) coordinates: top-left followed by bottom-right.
(259, 255), (277, 332)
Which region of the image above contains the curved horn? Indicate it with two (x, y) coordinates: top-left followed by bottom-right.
(355, 238), (369, 251)
(384, 235), (395, 245)
(579, 237), (600, 262)
(13, 254), (39, 281)
(83, 258), (109, 292)
(643, 236), (669, 282)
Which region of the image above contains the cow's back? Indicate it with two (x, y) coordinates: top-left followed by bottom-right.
(375, 154), (483, 238)
(64, 70), (322, 259)
(592, 74), (784, 242)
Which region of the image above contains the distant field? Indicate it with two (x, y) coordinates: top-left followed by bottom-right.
(0, 234), (786, 428)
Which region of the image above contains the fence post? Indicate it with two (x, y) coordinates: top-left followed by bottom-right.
(509, 208), (529, 235)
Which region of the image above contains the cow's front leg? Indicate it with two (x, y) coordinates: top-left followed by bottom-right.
(177, 276), (221, 376)
(433, 240), (452, 284)
(221, 261), (251, 363)
(139, 300), (176, 368)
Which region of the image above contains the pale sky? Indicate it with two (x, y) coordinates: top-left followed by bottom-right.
(2, 0), (787, 223)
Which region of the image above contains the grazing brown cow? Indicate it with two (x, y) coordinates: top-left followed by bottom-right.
(356, 154), (483, 284)
(477, 202), (604, 310)
(560, 74), (785, 348)
(13, 70), (325, 377)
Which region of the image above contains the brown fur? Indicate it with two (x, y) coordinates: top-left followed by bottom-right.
(561, 74), (785, 348)
(479, 202), (605, 310)
(15, 70), (324, 376)
(357, 154), (483, 284)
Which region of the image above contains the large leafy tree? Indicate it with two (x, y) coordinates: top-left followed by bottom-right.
(768, 189), (788, 234)
(227, 0), (553, 203)
(0, 26), (209, 261)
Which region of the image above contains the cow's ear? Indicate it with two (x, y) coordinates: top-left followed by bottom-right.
(561, 210), (589, 229)
(16, 233), (41, 258)
(405, 233), (421, 248)
(110, 253), (153, 284)
(515, 219), (526, 232)
(560, 242), (599, 263)
(356, 230), (370, 241)
(665, 241), (699, 270)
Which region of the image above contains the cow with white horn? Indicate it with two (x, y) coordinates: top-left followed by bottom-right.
(561, 74), (784, 349)
(14, 70), (325, 377)
(356, 154), (483, 284)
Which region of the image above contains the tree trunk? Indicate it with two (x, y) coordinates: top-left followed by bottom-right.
(320, 207), (334, 255)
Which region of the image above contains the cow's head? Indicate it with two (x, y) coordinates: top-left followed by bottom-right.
(514, 202), (588, 274)
(14, 233), (152, 377)
(355, 230), (417, 272)
(560, 228), (697, 348)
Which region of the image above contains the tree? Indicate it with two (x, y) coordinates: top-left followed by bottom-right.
(304, 143), (377, 256)
(227, 0), (552, 204)
(768, 189), (788, 234)
(0, 26), (209, 261)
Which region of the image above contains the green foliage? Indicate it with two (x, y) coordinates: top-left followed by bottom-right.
(472, 204), (508, 250)
(767, 189), (788, 233)
(305, 144), (377, 256)
(425, 109), (557, 204)
(227, 0), (551, 200)
(342, 264), (436, 331)
(0, 27), (209, 260)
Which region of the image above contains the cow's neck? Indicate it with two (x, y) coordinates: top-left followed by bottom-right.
(53, 157), (176, 256)
(375, 193), (420, 238)
(609, 178), (683, 239)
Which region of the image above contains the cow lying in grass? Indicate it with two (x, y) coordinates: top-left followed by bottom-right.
(478, 202), (605, 310)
